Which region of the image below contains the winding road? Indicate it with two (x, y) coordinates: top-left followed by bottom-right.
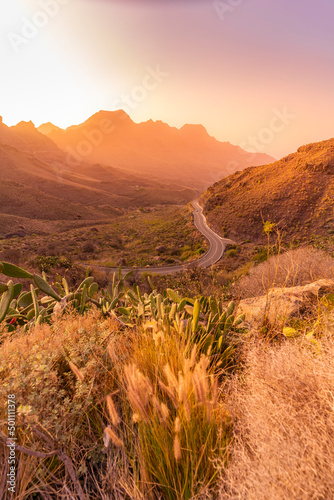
(98, 200), (234, 275)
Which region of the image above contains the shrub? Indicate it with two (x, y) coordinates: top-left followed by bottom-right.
(0, 249), (21, 265)
(251, 250), (267, 263)
(0, 311), (119, 499)
(181, 250), (191, 261)
(234, 246), (334, 299)
(34, 255), (71, 272)
(82, 241), (96, 253)
(225, 249), (237, 258)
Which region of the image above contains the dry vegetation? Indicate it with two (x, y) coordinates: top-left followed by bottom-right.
(0, 205), (207, 271)
(221, 337), (334, 499)
(233, 246), (334, 298)
(0, 311), (230, 499)
(1, 298), (334, 498)
(1, 244), (334, 499)
(2, 199), (334, 499)
(201, 137), (334, 249)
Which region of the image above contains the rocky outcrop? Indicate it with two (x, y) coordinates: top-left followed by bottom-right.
(237, 279), (334, 325)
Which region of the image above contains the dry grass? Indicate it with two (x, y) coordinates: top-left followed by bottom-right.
(220, 333), (334, 499)
(233, 246), (334, 299)
(118, 347), (229, 499)
(0, 310), (230, 499)
(104, 323), (231, 500)
(2, 270), (334, 498)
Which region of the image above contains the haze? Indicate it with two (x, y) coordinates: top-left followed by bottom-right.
(1, 0), (334, 159)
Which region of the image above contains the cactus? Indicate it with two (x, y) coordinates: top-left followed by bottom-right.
(0, 262), (246, 368)
(0, 281), (14, 323)
(192, 300), (201, 332)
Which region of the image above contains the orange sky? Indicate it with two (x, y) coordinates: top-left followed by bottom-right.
(1, 0), (334, 159)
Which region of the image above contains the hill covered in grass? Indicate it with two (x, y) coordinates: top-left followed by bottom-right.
(201, 138), (334, 246)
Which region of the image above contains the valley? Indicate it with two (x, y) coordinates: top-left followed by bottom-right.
(0, 204), (208, 272)
(0, 111), (276, 279)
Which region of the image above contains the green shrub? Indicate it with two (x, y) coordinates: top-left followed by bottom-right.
(34, 256), (71, 272)
(226, 249), (237, 258)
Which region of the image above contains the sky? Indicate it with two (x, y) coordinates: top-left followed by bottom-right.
(1, 0), (334, 159)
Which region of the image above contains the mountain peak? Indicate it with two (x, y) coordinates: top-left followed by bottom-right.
(70, 109), (133, 131)
(180, 123), (210, 139)
(12, 120), (36, 132)
(90, 109), (131, 122)
(38, 122), (63, 135)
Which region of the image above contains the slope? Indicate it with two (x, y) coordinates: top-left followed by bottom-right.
(201, 138), (334, 243)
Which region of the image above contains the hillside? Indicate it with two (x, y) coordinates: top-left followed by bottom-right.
(201, 138), (334, 244)
(38, 110), (274, 189)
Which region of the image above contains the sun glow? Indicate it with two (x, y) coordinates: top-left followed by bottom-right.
(1, 0), (334, 158)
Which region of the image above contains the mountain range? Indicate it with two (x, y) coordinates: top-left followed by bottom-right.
(38, 110), (274, 189)
(0, 111), (273, 230)
(0, 115), (193, 222)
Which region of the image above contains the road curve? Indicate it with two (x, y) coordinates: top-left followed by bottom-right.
(96, 200), (234, 275)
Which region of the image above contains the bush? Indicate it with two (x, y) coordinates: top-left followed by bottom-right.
(225, 249), (237, 258)
(0, 311), (121, 499)
(233, 246), (334, 299)
(251, 250), (267, 263)
(0, 249), (21, 265)
(82, 241), (96, 253)
(34, 255), (71, 272)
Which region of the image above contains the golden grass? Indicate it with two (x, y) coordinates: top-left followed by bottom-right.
(234, 246), (334, 299)
(0, 311), (230, 499)
(220, 330), (334, 499)
(111, 330), (230, 500)
(2, 289), (334, 498)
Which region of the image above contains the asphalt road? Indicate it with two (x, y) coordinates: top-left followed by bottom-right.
(97, 200), (234, 275)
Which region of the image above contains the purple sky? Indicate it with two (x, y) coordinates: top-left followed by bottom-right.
(2, 0), (334, 158)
